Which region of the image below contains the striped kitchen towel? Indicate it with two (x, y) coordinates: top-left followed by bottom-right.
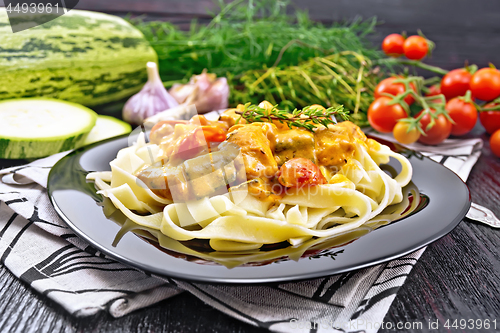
(0, 134), (481, 333)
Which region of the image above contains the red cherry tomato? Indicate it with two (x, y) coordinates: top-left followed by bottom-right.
(425, 84), (443, 103)
(440, 69), (472, 100)
(403, 36), (429, 60)
(470, 68), (500, 101)
(479, 103), (500, 134)
(417, 110), (452, 145)
(368, 97), (408, 133)
(177, 126), (226, 160)
(490, 129), (500, 157)
(445, 97), (478, 136)
(426, 84), (441, 97)
(382, 34), (405, 57)
(374, 77), (416, 105)
(277, 158), (327, 188)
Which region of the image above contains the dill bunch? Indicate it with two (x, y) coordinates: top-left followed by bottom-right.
(132, 0), (383, 83)
(231, 51), (382, 126)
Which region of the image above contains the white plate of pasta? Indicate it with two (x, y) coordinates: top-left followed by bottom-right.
(48, 104), (470, 283)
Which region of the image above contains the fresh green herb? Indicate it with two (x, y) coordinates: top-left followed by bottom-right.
(131, 0), (383, 83)
(236, 103), (348, 132)
(231, 51), (381, 126)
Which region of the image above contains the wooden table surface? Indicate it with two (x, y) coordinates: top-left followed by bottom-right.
(0, 126), (499, 333)
(1, 1), (500, 332)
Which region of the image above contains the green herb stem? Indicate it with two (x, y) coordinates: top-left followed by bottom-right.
(236, 103), (348, 132)
(375, 58), (449, 76)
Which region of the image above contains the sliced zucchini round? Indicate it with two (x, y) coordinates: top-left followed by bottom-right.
(84, 115), (132, 145)
(0, 98), (97, 159)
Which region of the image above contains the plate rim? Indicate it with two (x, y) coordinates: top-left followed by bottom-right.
(47, 135), (471, 284)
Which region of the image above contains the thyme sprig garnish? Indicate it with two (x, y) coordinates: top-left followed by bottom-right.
(236, 103), (349, 132)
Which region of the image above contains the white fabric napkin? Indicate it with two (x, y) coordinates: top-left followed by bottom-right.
(0, 133), (481, 332)
(365, 130), (483, 182)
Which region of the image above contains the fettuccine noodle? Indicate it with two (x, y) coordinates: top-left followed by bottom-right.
(87, 104), (413, 267)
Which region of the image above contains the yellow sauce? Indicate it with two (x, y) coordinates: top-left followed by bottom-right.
(138, 108), (370, 203)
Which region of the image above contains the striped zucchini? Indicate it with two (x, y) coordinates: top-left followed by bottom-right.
(0, 9), (158, 107)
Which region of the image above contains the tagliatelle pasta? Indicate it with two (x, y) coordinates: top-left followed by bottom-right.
(87, 104), (415, 267)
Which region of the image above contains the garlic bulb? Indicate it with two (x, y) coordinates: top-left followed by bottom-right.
(169, 72), (229, 113)
(122, 62), (179, 125)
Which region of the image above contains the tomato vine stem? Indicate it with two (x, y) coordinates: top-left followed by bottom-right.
(375, 58), (449, 76)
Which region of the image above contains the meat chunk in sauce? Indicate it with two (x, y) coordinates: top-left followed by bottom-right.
(136, 142), (244, 202)
(139, 113), (368, 203)
(314, 121), (365, 167)
(226, 123), (278, 178)
(274, 129), (315, 166)
(218, 106), (247, 128)
(136, 164), (190, 201)
(333, 120), (367, 141)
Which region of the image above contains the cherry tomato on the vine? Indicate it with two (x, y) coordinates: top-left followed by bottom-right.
(425, 84), (443, 103)
(426, 84), (441, 97)
(479, 103), (500, 134)
(417, 110), (452, 145)
(490, 129), (500, 157)
(445, 97), (477, 136)
(470, 68), (500, 101)
(440, 68), (472, 100)
(374, 77), (416, 105)
(393, 122), (421, 145)
(368, 96), (407, 133)
(403, 36), (429, 61)
(382, 34), (405, 57)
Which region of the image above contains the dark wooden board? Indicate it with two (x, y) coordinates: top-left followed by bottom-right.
(3, 0), (499, 70)
(384, 128), (500, 333)
(1, 1), (500, 332)
(1, 130), (499, 333)
(72, 0), (500, 71)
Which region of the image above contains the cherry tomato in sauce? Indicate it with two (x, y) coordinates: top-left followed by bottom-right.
(277, 158), (326, 188)
(176, 126), (227, 160)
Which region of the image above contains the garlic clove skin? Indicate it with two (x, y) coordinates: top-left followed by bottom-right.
(168, 72), (230, 113)
(194, 77), (229, 113)
(193, 72), (217, 93)
(122, 62), (179, 125)
(169, 82), (195, 105)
